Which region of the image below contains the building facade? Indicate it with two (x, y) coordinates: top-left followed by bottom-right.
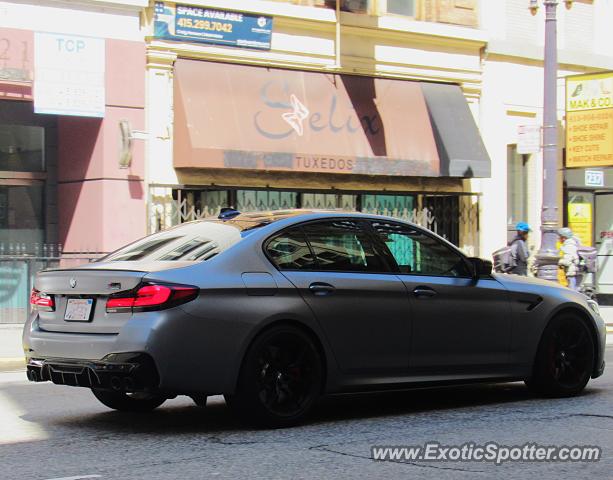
(479, 0), (613, 301)
(1, 0), (613, 323)
(0, 0), (147, 255)
(145, 0), (490, 258)
(0, 0), (147, 321)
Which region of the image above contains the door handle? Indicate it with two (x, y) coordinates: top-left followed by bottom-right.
(413, 286), (437, 298)
(309, 282), (336, 296)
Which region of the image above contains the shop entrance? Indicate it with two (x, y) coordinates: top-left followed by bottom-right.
(148, 186), (480, 254)
(595, 192), (613, 303)
(565, 189), (613, 303)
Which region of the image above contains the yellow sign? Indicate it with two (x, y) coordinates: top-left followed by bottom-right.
(568, 202), (592, 222)
(567, 72), (613, 112)
(567, 202), (592, 247)
(566, 72), (613, 168)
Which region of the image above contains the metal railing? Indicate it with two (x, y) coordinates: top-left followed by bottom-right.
(0, 243), (100, 324)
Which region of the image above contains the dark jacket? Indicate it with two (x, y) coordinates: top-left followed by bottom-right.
(510, 235), (529, 276)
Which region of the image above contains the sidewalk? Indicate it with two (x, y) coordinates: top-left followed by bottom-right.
(1, 307), (613, 372)
(0, 324), (25, 371)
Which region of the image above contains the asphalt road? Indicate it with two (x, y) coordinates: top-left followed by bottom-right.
(1, 351), (612, 480)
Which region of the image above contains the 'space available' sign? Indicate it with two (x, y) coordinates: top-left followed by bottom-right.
(154, 2), (272, 50)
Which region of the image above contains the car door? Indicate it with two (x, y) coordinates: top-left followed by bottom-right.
(370, 220), (513, 373)
(265, 219), (412, 375)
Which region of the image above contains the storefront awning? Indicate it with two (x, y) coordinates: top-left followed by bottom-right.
(174, 60), (490, 178)
(421, 82), (491, 177)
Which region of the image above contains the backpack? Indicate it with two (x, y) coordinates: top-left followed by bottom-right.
(577, 246), (598, 273)
(492, 241), (517, 273)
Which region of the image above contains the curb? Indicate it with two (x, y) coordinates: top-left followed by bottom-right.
(0, 357), (25, 372)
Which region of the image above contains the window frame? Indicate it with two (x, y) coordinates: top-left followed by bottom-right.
(263, 218), (395, 274)
(367, 219), (473, 278)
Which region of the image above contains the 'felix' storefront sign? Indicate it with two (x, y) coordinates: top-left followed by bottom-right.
(173, 60), (442, 177)
(154, 2), (272, 50)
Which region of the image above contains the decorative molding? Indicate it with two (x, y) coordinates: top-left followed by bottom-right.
(146, 48), (178, 71)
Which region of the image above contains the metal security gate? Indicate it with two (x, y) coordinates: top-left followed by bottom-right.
(149, 187), (480, 255)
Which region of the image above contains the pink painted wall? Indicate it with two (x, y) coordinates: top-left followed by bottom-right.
(58, 39), (146, 254)
(0, 28), (33, 100)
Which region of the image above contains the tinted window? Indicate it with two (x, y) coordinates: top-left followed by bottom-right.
(372, 222), (470, 277)
(266, 228), (316, 270)
(158, 238), (219, 261)
(105, 236), (180, 262)
(102, 221), (248, 262)
(303, 220), (384, 272)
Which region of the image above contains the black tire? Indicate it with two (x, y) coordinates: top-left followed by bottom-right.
(92, 389), (166, 412)
(228, 325), (323, 428)
(527, 313), (594, 397)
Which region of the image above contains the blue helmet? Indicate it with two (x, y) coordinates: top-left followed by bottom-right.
(516, 222), (531, 232)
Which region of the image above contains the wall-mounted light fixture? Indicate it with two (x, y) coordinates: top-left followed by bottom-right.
(118, 120), (148, 169)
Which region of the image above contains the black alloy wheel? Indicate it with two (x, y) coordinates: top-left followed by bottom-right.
(527, 313), (594, 397)
(227, 325), (323, 428)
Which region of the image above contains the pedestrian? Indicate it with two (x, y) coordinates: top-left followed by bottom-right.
(558, 227), (582, 291)
(509, 222), (531, 276)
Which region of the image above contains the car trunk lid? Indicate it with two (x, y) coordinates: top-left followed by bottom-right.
(34, 261), (192, 334)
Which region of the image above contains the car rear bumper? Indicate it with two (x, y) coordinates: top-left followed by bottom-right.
(26, 352), (159, 393)
(22, 309), (243, 395)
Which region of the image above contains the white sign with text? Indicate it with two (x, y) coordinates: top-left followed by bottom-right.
(34, 32), (105, 117)
(517, 125), (541, 154)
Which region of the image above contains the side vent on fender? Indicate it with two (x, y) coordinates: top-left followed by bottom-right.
(516, 294), (543, 312)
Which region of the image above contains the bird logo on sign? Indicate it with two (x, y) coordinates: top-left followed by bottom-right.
(281, 94), (309, 136)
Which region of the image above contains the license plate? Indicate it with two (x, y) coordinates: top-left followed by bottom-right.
(64, 298), (94, 321)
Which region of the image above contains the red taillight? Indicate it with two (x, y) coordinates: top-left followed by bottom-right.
(133, 285), (172, 307)
(106, 283), (198, 313)
(30, 289), (55, 311)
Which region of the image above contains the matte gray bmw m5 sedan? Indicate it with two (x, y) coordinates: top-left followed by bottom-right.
(23, 210), (606, 427)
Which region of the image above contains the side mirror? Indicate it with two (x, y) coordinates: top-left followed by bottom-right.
(468, 257), (492, 279)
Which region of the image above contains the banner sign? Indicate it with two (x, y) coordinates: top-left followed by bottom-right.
(154, 2), (272, 50)
(566, 72), (613, 168)
(568, 202), (593, 247)
(34, 32), (105, 117)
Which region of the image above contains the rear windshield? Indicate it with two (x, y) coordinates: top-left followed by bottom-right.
(101, 219), (267, 262)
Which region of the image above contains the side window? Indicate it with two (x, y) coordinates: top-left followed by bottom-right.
(372, 222), (470, 277)
(302, 220), (384, 272)
(266, 227), (316, 270)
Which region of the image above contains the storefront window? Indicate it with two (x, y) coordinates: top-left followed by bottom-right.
(507, 145), (530, 230)
(386, 0), (416, 16)
(361, 194), (415, 219)
(300, 193), (357, 210)
(0, 125), (44, 172)
(236, 190), (297, 211)
(0, 184), (44, 247)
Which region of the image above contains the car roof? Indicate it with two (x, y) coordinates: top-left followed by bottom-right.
(212, 209), (433, 235)
(214, 209), (420, 228)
